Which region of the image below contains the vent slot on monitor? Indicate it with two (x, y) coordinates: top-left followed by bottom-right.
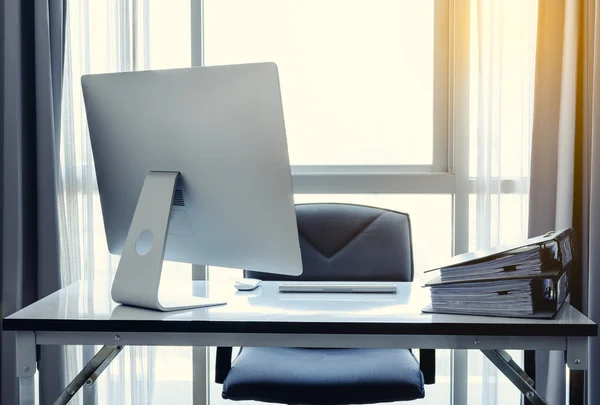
(173, 189), (185, 207)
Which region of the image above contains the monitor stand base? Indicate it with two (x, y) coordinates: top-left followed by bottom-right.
(155, 294), (226, 311)
(110, 171), (226, 312)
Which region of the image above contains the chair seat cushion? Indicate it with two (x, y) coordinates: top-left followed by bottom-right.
(222, 348), (425, 404)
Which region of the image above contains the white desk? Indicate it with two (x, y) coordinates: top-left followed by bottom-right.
(4, 280), (597, 405)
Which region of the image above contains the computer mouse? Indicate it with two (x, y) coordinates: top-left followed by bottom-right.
(234, 278), (262, 291)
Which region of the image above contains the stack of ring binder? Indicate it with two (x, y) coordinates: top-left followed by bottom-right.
(422, 228), (575, 318)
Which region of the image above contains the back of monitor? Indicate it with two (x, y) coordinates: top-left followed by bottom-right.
(81, 63), (303, 310)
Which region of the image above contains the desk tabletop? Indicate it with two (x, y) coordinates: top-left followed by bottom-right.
(3, 280), (597, 337)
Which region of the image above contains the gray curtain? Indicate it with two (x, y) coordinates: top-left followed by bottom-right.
(2, 0), (66, 404)
(528, 1), (600, 404)
(587, 1), (600, 403)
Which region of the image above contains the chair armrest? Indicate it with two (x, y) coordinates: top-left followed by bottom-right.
(215, 347), (233, 384)
(419, 349), (436, 384)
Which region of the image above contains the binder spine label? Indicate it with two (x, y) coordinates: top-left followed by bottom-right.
(560, 236), (573, 267)
(556, 267), (569, 307)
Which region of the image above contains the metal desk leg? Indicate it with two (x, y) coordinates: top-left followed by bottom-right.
(193, 347), (209, 405)
(569, 370), (585, 405)
(481, 350), (549, 405)
(452, 350), (468, 405)
(16, 331), (37, 405)
(54, 345), (123, 405)
(192, 264), (209, 405)
(567, 336), (588, 405)
(19, 377), (36, 405)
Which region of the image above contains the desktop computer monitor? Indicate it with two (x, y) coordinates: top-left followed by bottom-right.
(81, 62), (303, 311)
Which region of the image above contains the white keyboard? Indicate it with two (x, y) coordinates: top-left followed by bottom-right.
(278, 283), (397, 294)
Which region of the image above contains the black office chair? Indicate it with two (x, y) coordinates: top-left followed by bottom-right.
(215, 203), (436, 404)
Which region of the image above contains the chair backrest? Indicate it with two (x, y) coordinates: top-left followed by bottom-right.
(246, 203), (414, 282)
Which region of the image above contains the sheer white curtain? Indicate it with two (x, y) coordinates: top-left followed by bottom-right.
(58, 1), (177, 404)
(468, 0), (537, 404)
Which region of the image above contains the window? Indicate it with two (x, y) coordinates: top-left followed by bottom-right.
(204, 0), (436, 166)
(146, 1), (192, 69)
(204, 0), (448, 170)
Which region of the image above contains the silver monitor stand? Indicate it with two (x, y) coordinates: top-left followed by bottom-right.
(111, 171), (225, 311)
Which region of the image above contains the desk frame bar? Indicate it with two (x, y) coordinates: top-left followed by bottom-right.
(16, 332), (36, 405)
(32, 331), (577, 354)
(482, 350), (549, 405)
(15, 331), (589, 405)
(53, 345), (123, 405)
